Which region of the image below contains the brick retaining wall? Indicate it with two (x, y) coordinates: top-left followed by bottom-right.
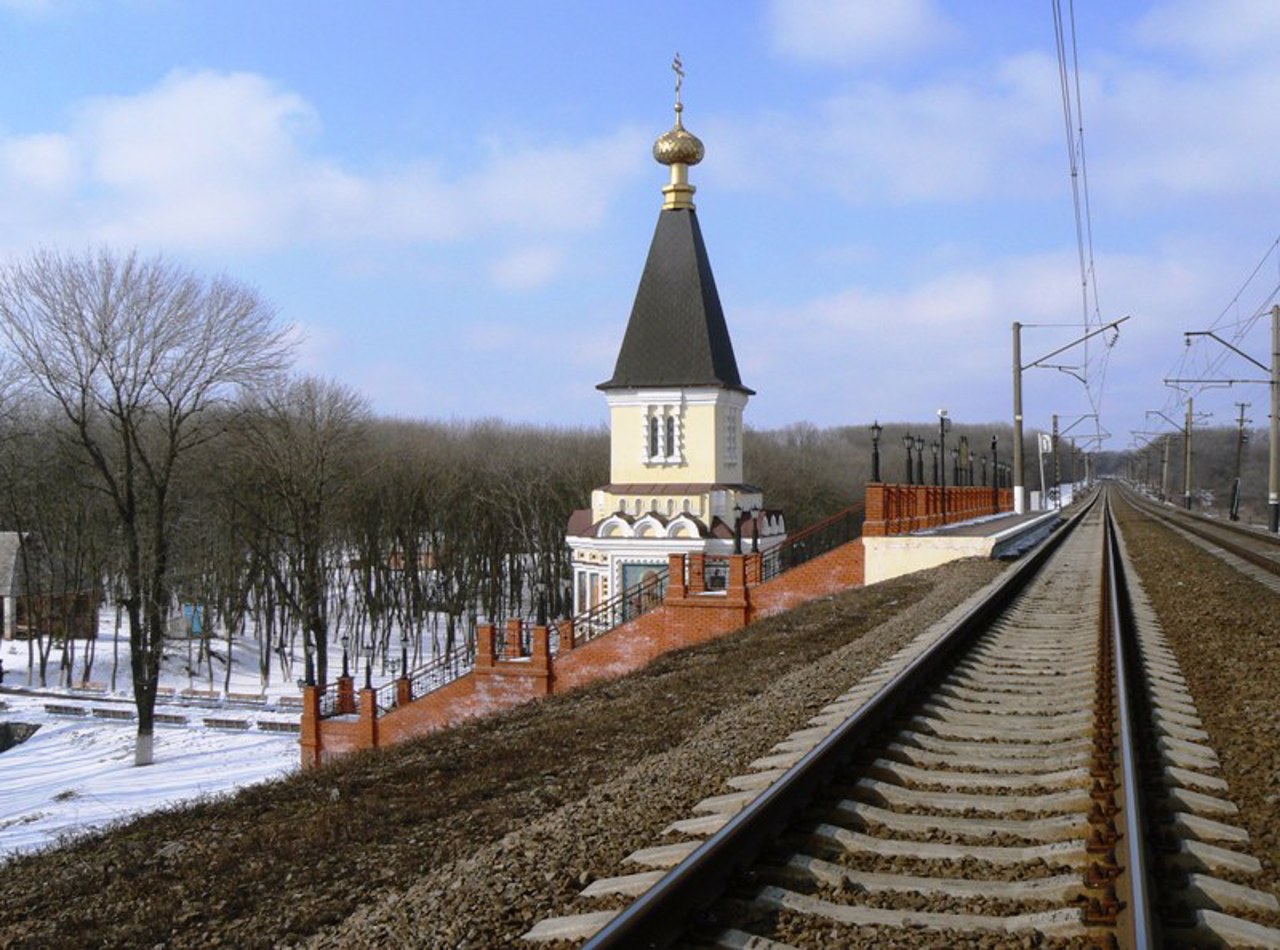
(301, 540), (866, 767)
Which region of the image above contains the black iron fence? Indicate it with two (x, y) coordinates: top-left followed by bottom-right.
(761, 503), (864, 583)
(373, 648), (474, 714)
(551, 567), (669, 649)
(319, 504), (865, 721)
(317, 687), (341, 718)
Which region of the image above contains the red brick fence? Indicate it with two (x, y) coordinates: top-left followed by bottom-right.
(300, 537), (865, 767)
(861, 483), (1012, 537)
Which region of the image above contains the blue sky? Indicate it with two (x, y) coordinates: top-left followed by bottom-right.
(2, 1), (1278, 452)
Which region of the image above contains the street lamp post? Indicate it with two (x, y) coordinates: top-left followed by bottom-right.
(938, 410), (950, 523)
(870, 420), (883, 482)
(991, 435), (999, 511)
(340, 634), (350, 679)
(914, 436), (925, 485)
(931, 441), (939, 486)
(951, 447), (959, 487)
(363, 643), (374, 690)
(733, 504), (743, 554)
(903, 434), (914, 485)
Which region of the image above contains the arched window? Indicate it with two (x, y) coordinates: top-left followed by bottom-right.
(648, 416), (659, 459)
(665, 415), (675, 458)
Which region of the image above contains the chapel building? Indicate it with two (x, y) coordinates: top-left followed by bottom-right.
(566, 76), (786, 616)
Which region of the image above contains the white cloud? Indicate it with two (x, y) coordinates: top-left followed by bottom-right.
(711, 52), (1063, 204)
(711, 34), (1280, 213)
(0, 69), (647, 257)
(1136, 0), (1280, 61)
(0, 132), (78, 193)
(767, 0), (956, 67)
(732, 245), (1226, 434)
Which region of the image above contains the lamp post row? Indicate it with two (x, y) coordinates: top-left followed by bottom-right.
(870, 418), (1006, 494)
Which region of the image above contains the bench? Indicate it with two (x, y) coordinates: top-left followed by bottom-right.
(45, 703), (88, 717)
(258, 720), (301, 734)
(92, 707), (135, 721)
(180, 688), (222, 705)
(227, 692), (267, 705)
(73, 681), (108, 694)
(276, 695), (305, 708)
(155, 713), (187, 726)
(154, 687), (177, 700)
(203, 717), (250, 730)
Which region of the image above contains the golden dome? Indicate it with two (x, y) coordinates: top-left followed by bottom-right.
(653, 104), (704, 167)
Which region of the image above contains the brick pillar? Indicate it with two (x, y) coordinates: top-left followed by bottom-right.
(300, 684), (323, 768)
(505, 618), (524, 658)
(336, 674), (355, 715)
(532, 624), (550, 662)
(559, 617), (575, 652)
(396, 676), (411, 708)
(358, 688), (378, 751)
(745, 552), (763, 585)
(728, 554), (747, 594)
(531, 624), (552, 695)
(688, 553), (706, 593)
(666, 554), (687, 600)
(476, 623), (496, 668)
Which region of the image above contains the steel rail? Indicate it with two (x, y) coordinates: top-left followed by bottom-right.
(1122, 489), (1280, 577)
(1105, 492), (1157, 948)
(580, 496), (1095, 950)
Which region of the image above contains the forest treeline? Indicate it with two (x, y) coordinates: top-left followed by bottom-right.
(0, 250), (1270, 765)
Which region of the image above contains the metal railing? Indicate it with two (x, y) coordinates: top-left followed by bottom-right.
(317, 687), (341, 718)
(318, 504), (866, 722)
(551, 567), (669, 650)
(703, 556), (730, 591)
(373, 648), (474, 715)
(761, 503), (864, 582)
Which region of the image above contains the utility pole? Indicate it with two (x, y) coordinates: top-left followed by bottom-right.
(1181, 305), (1278, 531)
(1183, 396), (1194, 510)
(1052, 414), (1061, 509)
(1161, 435), (1171, 503)
(1271, 305), (1279, 531)
(1012, 324), (1024, 514)
(1011, 316), (1129, 515)
(1232, 402), (1250, 521)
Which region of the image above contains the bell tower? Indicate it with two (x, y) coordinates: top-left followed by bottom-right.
(566, 58), (785, 616)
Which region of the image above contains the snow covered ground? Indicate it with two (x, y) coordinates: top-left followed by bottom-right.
(0, 691), (298, 860)
(0, 617), (342, 863)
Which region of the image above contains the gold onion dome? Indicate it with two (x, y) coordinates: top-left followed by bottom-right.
(653, 104), (704, 166)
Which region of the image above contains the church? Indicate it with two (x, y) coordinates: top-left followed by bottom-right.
(566, 68), (786, 617)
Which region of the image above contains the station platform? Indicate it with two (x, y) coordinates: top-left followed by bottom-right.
(862, 508), (1063, 585)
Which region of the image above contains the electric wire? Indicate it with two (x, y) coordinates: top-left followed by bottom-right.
(1052, 0), (1113, 449)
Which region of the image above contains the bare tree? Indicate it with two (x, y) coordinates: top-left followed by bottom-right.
(230, 376), (368, 686)
(0, 248), (292, 765)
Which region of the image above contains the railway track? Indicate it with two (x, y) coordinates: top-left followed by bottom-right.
(524, 489), (1280, 949)
(1120, 489), (1280, 588)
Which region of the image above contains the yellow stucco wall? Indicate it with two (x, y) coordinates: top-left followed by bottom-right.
(606, 389), (746, 486)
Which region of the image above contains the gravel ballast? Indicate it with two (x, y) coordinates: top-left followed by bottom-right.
(0, 558), (1003, 950)
(6, 496), (1272, 950)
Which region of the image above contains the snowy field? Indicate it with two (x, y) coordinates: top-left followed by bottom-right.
(0, 613), (384, 863)
(0, 691), (298, 860)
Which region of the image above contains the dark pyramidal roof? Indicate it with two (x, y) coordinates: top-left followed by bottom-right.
(598, 207), (752, 394)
